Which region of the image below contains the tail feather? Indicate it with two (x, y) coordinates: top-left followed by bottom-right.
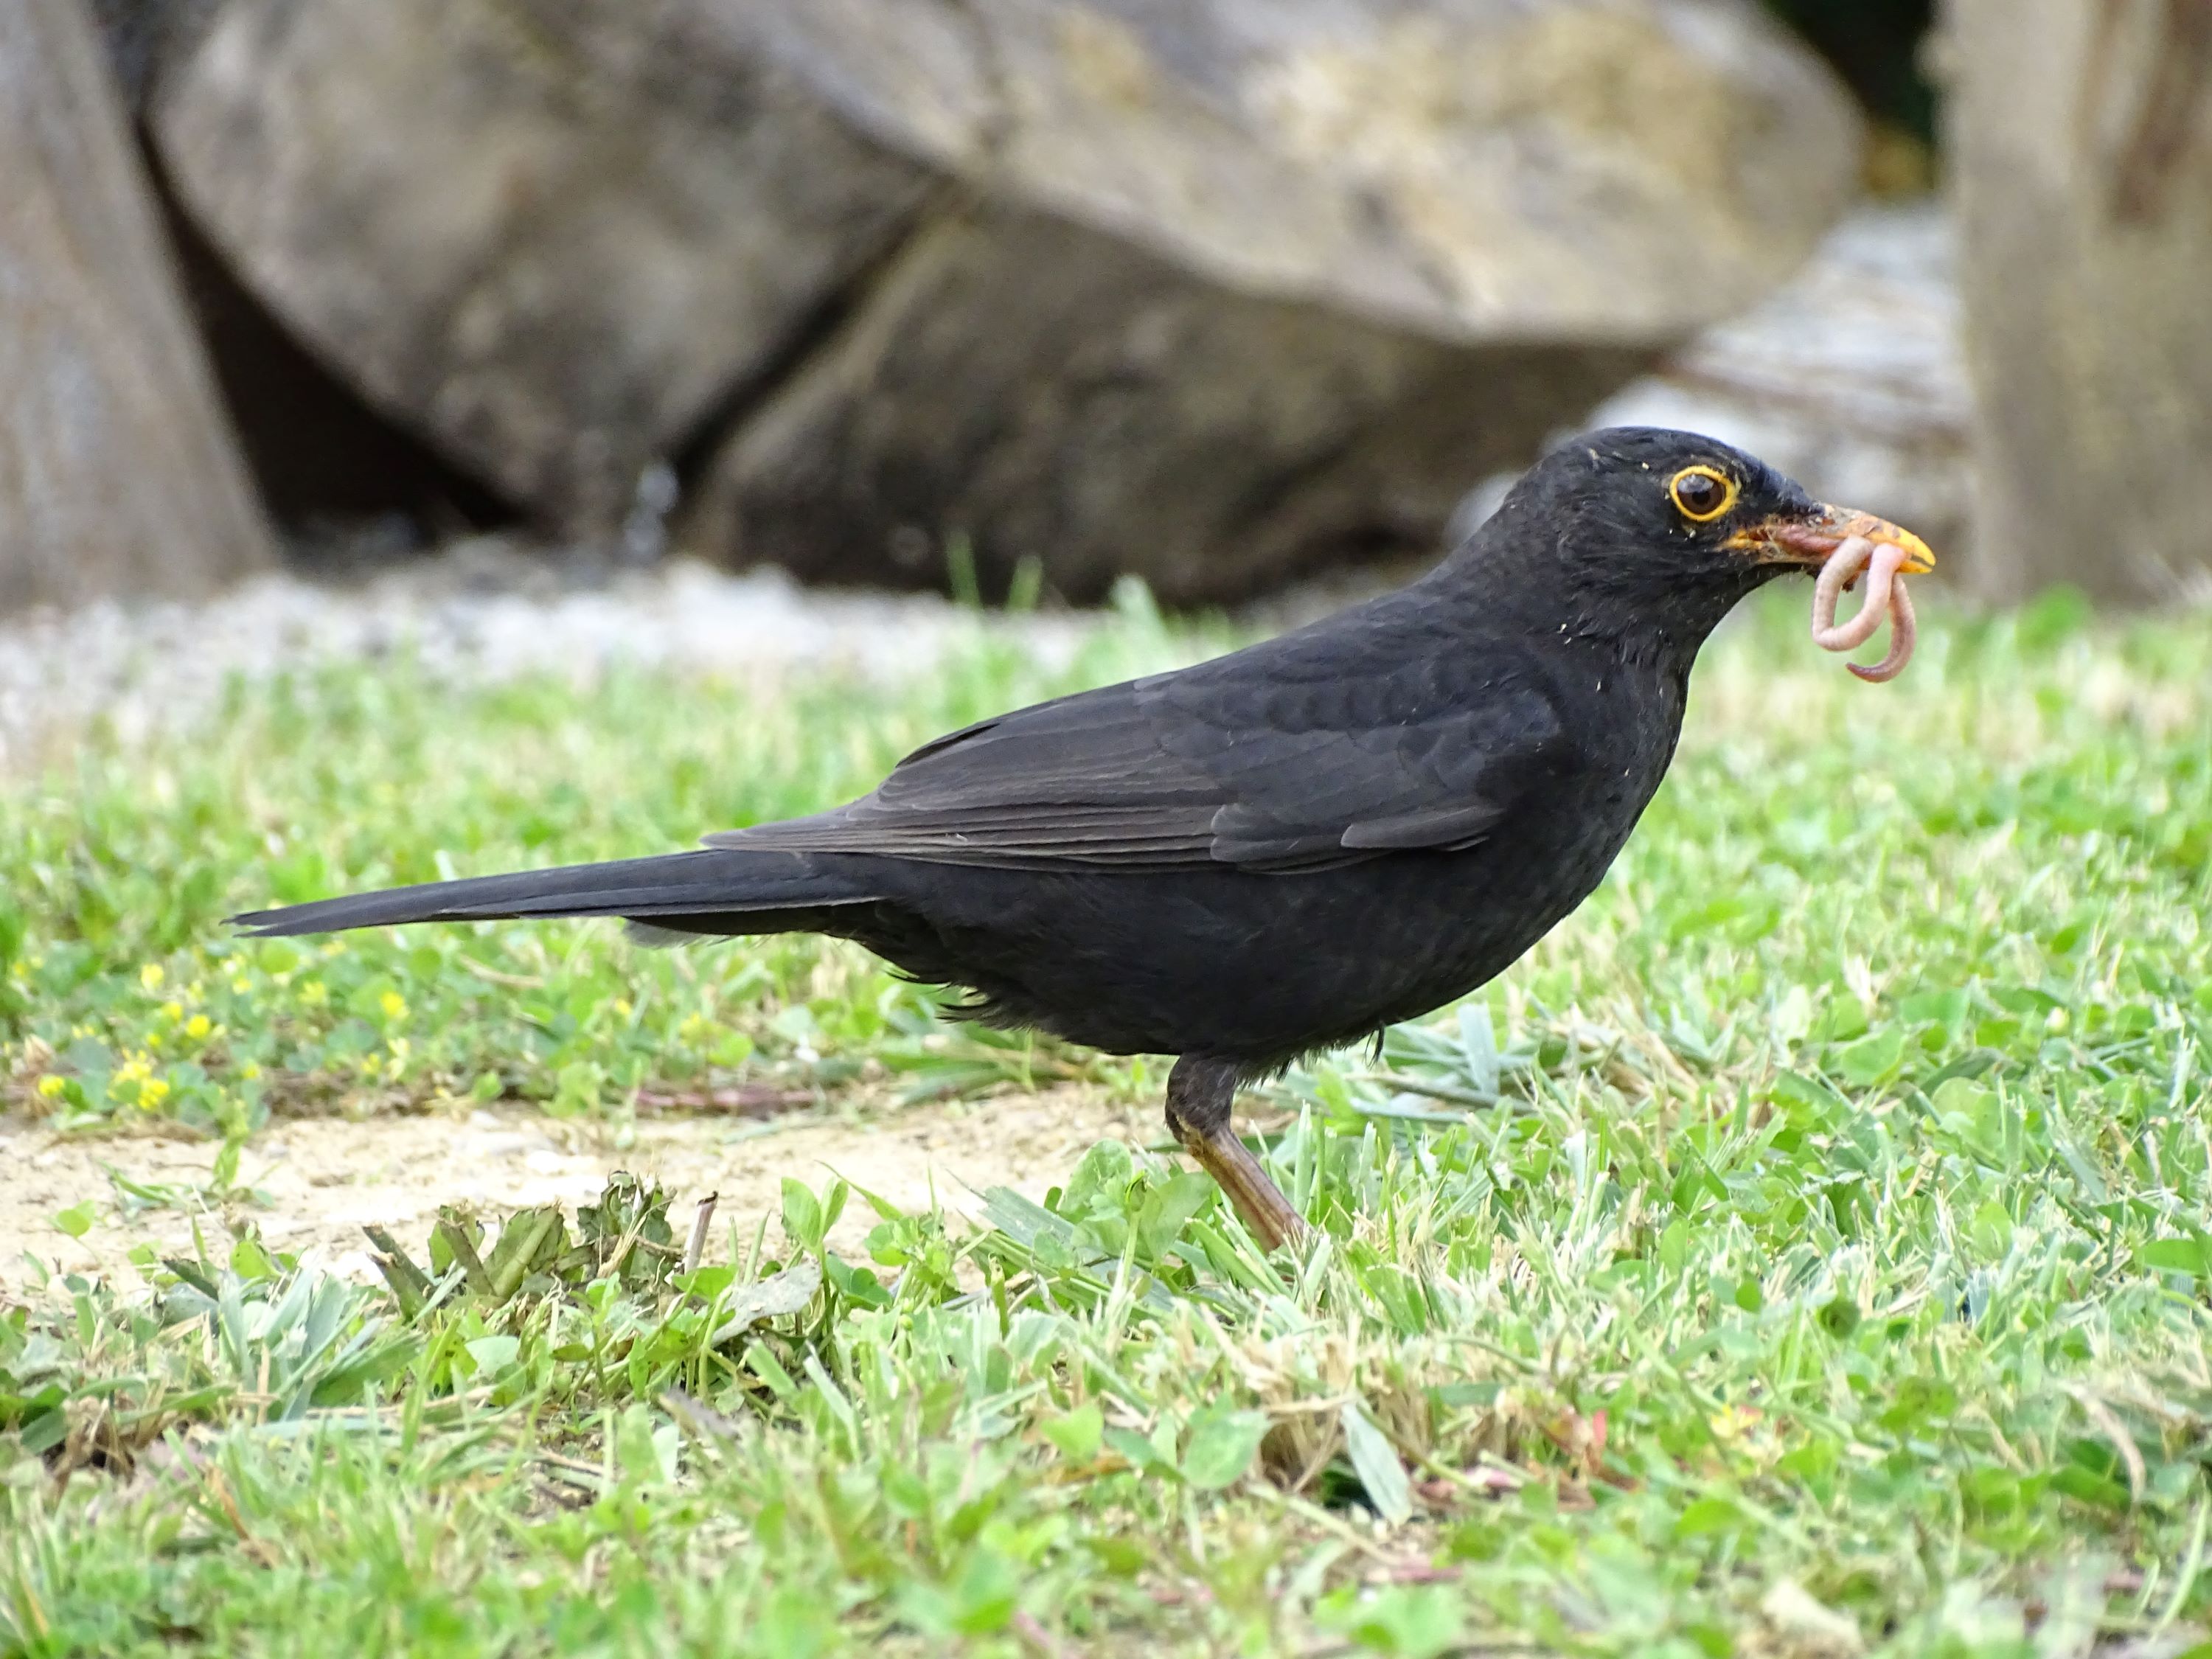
(230, 849), (877, 939)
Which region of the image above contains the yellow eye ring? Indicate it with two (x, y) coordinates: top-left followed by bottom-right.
(1669, 465), (1737, 523)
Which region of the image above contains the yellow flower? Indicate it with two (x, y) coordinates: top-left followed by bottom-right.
(240, 1062), (262, 1081)
(161, 1001), (184, 1023)
(111, 1056), (168, 1107)
(35, 1075), (66, 1099)
(1708, 1403), (1763, 1442)
(380, 991), (408, 1022)
(231, 978), (252, 995)
(140, 964), (164, 992)
(185, 1014), (212, 1040)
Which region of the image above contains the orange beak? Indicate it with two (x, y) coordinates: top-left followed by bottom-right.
(1728, 505), (1936, 575)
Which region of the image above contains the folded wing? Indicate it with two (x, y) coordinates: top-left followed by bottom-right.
(711, 624), (1569, 872)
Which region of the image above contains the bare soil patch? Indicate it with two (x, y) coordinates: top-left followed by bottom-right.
(0, 1087), (1150, 1288)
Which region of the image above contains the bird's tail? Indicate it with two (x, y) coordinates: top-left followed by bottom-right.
(229, 849), (879, 939)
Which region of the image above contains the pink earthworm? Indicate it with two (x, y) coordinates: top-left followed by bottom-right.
(1810, 537), (1917, 683)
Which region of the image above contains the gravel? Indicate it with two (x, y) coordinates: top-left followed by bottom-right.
(0, 538), (1099, 772)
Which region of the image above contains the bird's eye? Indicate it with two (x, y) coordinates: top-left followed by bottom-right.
(1669, 465), (1737, 524)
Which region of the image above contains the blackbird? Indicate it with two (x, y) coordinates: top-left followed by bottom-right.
(235, 428), (1933, 1250)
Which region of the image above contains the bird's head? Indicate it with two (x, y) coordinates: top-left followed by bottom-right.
(1464, 427), (1934, 650)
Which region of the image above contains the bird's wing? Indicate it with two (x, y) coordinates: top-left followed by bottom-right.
(706, 636), (1571, 873)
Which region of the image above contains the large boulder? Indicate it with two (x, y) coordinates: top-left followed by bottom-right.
(154, 0), (936, 535)
(154, 0), (1862, 595)
(726, 0), (1861, 344)
(0, 0), (274, 613)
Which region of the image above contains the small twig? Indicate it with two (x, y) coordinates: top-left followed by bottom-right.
(661, 1388), (749, 1453)
(635, 1084), (813, 1118)
(684, 1194), (718, 1277)
(200, 1465), (278, 1567)
(1012, 1610), (1076, 1659)
(2072, 1388), (2147, 1505)
(1411, 1444), (1526, 1501)
(1247, 1482), (1400, 1568)
(535, 1450), (610, 1479)
(535, 1450), (611, 1493)
(459, 956), (543, 990)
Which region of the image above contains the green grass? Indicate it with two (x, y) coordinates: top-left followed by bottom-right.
(5, 581), (2212, 1657)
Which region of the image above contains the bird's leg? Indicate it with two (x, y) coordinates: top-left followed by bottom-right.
(1163, 1055), (1307, 1252)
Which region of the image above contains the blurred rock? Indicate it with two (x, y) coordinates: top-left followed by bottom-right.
(153, 0), (1862, 596)
(85, 0), (220, 110)
(0, 0), (274, 613)
(692, 204), (1646, 602)
(79, 1), (509, 546)
(1947, 0), (2212, 604)
(731, 0), (1863, 342)
(1452, 201), (1972, 561)
(153, 0), (936, 535)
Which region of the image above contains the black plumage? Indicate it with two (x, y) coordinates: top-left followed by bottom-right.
(234, 428), (1926, 1247)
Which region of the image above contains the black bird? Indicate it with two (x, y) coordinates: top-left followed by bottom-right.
(235, 429), (1933, 1249)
